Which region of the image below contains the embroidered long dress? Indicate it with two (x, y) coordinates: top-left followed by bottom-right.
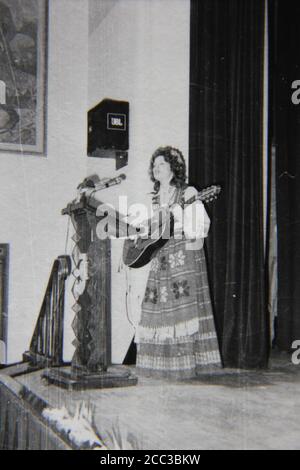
(135, 186), (222, 379)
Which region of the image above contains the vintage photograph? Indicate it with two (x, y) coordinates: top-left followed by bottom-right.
(0, 0), (299, 453)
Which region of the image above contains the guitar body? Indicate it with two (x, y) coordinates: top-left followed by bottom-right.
(123, 211), (173, 268)
(122, 185), (221, 269)
(123, 236), (169, 269)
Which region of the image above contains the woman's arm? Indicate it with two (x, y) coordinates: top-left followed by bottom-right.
(172, 186), (210, 241)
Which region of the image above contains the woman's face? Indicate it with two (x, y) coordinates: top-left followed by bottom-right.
(153, 155), (173, 184)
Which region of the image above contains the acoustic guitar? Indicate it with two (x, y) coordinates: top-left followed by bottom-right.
(123, 185), (221, 269)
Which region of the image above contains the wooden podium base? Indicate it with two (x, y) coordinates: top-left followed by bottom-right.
(42, 365), (138, 391)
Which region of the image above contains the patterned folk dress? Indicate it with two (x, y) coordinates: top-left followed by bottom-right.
(135, 186), (222, 379)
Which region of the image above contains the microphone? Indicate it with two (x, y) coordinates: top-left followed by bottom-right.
(77, 174), (101, 190)
(95, 173), (126, 189)
(77, 174), (126, 199)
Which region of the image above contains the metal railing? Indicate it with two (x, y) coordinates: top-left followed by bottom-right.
(23, 255), (71, 367)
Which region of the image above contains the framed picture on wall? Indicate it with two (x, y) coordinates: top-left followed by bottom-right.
(0, 244), (9, 364)
(0, 0), (48, 155)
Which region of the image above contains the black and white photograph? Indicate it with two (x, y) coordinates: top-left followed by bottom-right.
(0, 0), (299, 453)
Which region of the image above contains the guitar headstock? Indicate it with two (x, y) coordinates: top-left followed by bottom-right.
(197, 185), (221, 203)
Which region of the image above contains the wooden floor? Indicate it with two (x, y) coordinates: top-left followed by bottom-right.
(12, 353), (300, 450)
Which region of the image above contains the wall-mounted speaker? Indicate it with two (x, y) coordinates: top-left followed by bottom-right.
(88, 98), (129, 154)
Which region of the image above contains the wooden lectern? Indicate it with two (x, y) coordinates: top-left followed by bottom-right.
(43, 190), (137, 390)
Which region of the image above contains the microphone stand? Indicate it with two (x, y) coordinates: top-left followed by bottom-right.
(75, 175), (125, 205)
(43, 174), (137, 391)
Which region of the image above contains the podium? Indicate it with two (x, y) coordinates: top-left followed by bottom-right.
(43, 192), (137, 390)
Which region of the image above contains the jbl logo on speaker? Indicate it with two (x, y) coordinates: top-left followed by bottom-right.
(107, 113), (126, 131)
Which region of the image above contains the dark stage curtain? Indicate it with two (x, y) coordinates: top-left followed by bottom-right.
(189, 0), (269, 368)
(270, 0), (300, 351)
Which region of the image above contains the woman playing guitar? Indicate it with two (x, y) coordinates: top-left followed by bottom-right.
(135, 146), (222, 379)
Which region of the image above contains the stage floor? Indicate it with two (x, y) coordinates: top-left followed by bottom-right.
(11, 353), (300, 450)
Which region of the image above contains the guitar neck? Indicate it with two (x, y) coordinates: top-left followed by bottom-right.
(184, 195), (199, 206)
(183, 185), (221, 207)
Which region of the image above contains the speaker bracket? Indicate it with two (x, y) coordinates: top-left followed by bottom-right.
(88, 148), (128, 170)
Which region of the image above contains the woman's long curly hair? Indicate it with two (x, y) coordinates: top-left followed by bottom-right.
(149, 146), (187, 194)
